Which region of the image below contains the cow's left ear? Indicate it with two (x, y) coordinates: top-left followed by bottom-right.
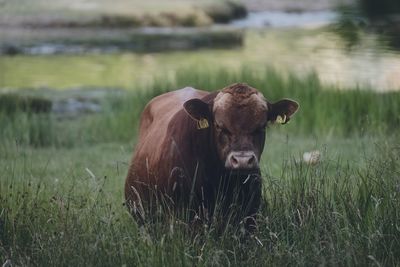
(268, 99), (299, 124)
(183, 98), (211, 129)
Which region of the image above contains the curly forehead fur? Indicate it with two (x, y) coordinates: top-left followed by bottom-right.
(213, 83), (267, 112)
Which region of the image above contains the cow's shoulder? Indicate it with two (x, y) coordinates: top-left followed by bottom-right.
(135, 87), (208, 160)
(152, 87), (207, 106)
(174, 87), (209, 102)
(144, 87), (206, 117)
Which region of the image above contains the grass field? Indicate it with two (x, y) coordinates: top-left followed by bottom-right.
(2, 28), (400, 91)
(1, 67), (399, 266)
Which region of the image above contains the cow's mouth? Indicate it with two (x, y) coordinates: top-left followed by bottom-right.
(224, 170), (261, 183)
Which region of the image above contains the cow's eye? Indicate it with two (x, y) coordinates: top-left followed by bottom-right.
(216, 124), (231, 136)
(221, 128), (231, 136)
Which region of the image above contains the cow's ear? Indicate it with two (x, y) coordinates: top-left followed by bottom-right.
(268, 99), (299, 124)
(183, 99), (211, 128)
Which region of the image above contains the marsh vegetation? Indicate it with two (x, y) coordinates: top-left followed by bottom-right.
(1, 68), (400, 266)
(1, 0), (400, 266)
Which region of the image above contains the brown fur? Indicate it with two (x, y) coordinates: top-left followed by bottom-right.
(125, 83), (299, 227)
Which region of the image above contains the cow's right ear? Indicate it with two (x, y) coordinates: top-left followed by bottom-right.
(183, 99), (211, 129)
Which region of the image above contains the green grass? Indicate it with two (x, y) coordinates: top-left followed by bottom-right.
(1, 67), (400, 266)
(1, 66), (399, 147)
(1, 136), (399, 266)
(2, 28), (399, 90)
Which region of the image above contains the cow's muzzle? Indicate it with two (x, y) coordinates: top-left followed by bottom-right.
(225, 151), (258, 170)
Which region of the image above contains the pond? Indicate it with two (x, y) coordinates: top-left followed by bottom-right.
(1, 11), (400, 91)
(231, 10), (338, 28)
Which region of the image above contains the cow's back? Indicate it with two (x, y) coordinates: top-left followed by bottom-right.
(125, 87), (208, 205)
(134, 87), (207, 159)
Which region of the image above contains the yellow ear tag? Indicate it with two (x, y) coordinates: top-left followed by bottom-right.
(197, 118), (209, 129)
(275, 114), (287, 124)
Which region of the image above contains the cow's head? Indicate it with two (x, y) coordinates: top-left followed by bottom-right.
(183, 83), (298, 171)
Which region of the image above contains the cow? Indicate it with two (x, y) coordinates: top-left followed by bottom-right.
(125, 83), (299, 229)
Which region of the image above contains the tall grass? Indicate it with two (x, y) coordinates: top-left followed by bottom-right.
(1, 66), (399, 266)
(0, 139), (399, 266)
(1, 66), (399, 147)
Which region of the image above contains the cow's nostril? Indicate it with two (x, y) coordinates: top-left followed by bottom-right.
(247, 155), (255, 166)
(231, 155), (239, 166)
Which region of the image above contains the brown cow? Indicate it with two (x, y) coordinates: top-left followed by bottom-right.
(125, 83), (299, 228)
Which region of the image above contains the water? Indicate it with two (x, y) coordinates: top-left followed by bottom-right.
(231, 10), (338, 28)
(0, 11), (339, 55)
(228, 11), (400, 91)
(1, 11), (400, 91)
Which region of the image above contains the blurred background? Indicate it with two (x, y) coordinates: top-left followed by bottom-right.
(1, 0), (400, 92)
(1, 0), (400, 146)
(1, 0), (400, 149)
